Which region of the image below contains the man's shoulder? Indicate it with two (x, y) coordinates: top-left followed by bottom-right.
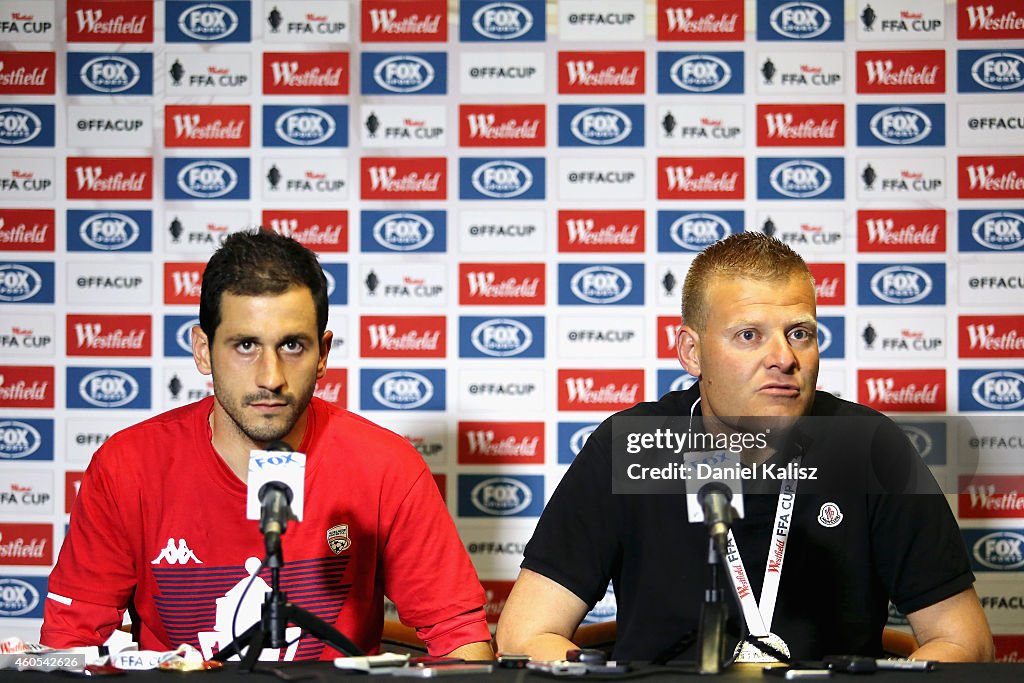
(101, 398), (210, 452)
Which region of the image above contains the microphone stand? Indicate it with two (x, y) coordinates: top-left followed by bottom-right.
(696, 538), (728, 675)
(213, 517), (364, 670)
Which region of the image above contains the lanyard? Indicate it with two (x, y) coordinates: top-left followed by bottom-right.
(720, 462), (800, 637)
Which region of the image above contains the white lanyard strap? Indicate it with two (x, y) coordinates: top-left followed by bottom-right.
(721, 462), (800, 636)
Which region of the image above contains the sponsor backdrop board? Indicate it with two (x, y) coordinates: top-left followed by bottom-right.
(0, 0), (1023, 655)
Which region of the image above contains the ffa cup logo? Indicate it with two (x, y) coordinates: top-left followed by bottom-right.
(327, 524), (351, 554)
(818, 502), (843, 527)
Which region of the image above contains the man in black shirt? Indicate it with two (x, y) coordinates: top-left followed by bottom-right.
(496, 233), (993, 663)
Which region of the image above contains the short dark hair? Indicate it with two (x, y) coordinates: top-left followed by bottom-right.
(199, 229), (328, 341)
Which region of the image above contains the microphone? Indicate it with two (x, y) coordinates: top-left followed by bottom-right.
(697, 482), (735, 555)
(247, 440), (306, 565)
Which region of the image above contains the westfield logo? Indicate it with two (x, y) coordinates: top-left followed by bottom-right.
(367, 166), (440, 192)
(966, 165), (1024, 191)
(664, 166), (738, 192)
(863, 60), (938, 86)
(563, 377), (638, 404)
(663, 7), (739, 34)
(565, 60), (638, 87)
(863, 377), (940, 405)
(763, 113), (838, 140)
(465, 431), (539, 457)
(465, 272), (539, 298)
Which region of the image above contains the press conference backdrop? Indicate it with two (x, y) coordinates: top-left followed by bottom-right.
(1, 0), (1023, 656)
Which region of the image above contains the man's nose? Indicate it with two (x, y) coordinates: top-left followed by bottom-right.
(765, 332), (798, 371)
(256, 351), (286, 391)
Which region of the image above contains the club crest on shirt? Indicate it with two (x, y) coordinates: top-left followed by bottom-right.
(817, 502), (843, 528)
(327, 524), (351, 555)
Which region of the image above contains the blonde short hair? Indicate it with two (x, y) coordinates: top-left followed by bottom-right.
(682, 232), (813, 333)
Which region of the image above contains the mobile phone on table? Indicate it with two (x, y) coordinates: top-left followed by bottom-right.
(763, 666), (833, 679)
(392, 663), (494, 677)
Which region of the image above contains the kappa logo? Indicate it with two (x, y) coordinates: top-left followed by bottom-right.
(372, 213), (434, 251)
(471, 318), (534, 357)
(78, 55), (141, 93)
(371, 371), (434, 409)
(326, 524), (351, 555)
(972, 211), (1024, 251)
(769, 2), (832, 39)
(769, 159), (832, 198)
(669, 54), (732, 92)
(471, 477), (533, 516)
(973, 531), (1024, 570)
(471, 2), (534, 40)
(79, 212), (141, 251)
(670, 212), (732, 251)
(176, 160), (238, 198)
(150, 537), (203, 565)
(570, 266), (632, 304)
(0, 264), (43, 302)
(78, 369), (140, 408)
(0, 578), (39, 617)
(817, 502), (843, 527)
(971, 371), (1024, 411)
(0, 420), (42, 459)
(0, 107), (42, 145)
(471, 160), (533, 198)
(274, 108), (336, 146)
(176, 2), (239, 41)
(971, 52), (1024, 91)
(373, 55), (435, 93)
(869, 106), (933, 145)
(869, 265), (933, 304)
(570, 107), (632, 146)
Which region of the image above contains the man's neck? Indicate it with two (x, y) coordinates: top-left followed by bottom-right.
(208, 405), (308, 483)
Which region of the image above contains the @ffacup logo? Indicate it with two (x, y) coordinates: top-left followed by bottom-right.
(818, 502), (843, 527)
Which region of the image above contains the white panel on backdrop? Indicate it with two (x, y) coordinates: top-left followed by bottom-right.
(358, 263), (447, 307)
(458, 369), (545, 414)
(959, 264), (1024, 306)
(67, 105), (153, 149)
(165, 52), (253, 95)
(260, 1), (351, 42)
(0, 157), (55, 200)
(458, 209), (545, 254)
(0, 1), (57, 42)
(856, 156), (946, 201)
(558, 157), (645, 201)
(0, 470), (54, 515)
(460, 52), (545, 95)
(325, 312), (349, 359)
(557, 315), (644, 359)
(855, 0), (945, 41)
(959, 103), (1024, 148)
(0, 313), (55, 358)
(376, 419), (449, 466)
(557, 0), (644, 42)
(855, 315), (947, 360)
(359, 105), (447, 149)
(66, 417), (134, 464)
(656, 104), (745, 149)
(756, 51), (845, 95)
(655, 261), (691, 308)
(67, 262), (152, 305)
(757, 209), (847, 255)
(958, 418), (1024, 467)
(163, 366), (213, 410)
(461, 523), (534, 577)
(163, 210), (254, 254)
(262, 157), (349, 201)
(975, 576), (1024, 628)
(816, 367), (847, 400)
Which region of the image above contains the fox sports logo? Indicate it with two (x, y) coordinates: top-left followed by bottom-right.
(0, 578), (40, 617)
(471, 477), (532, 516)
(569, 424), (597, 458)
(769, 2), (831, 39)
(373, 55), (435, 93)
(79, 55), (141, 93)
(371, 371), (433, 409)
(0, 420), (42, 459)
(971, 371), (1024, 411)
(0, 264), (43, 302)
(869, 107), (932, 145)
(669, 54), (732, 92)
(79, 212), (141, 251)
(669, 374), (698, 392)
(970, 52), (1024, 91)
(570, 266), (632, 304)
(816, 320), (833, 354)
(769, 159), (832, 198)
(472, 2), (533, 40)
(0, 107), (42, 145)
(79, 369), (140, 408)
(175, 318), (199, 354)
(176, 160), (238, 198)
(471, 318), (533, 357)
(471, 160), (532, 198)
(178, 2), (239, 41)
(971, 211), (1024, 251)
(373, 213), (434, 251)
(274, 108), (336, 146)
(898, 425), (933, 460)
(670, 213), (732, 251)
(869, 265), (933, 304)
(972, 531), (1024, 570)
(570, 107), (632, 146)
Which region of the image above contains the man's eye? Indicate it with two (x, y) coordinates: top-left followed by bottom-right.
(282, 341), (303, 352)
(238, 341), (255, 352)
(791, 329), (811, 341)
(739, 330), (757, 342)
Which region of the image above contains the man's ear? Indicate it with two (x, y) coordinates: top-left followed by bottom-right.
(316, 331), (333, 380)
(676, 325), (702, 377)
(192, 326), (212, 376)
